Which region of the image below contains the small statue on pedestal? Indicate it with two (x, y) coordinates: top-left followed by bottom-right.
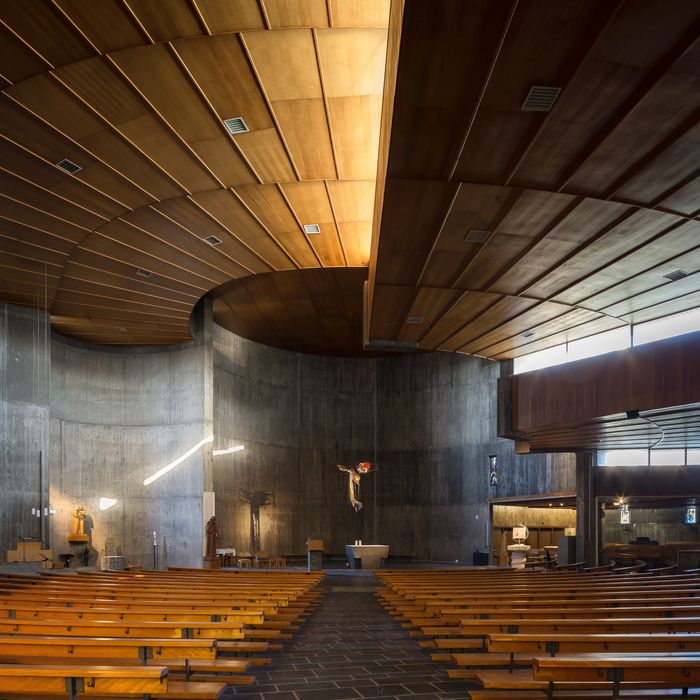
(203, 516), (220, 569)
(68, 505), (89, 543)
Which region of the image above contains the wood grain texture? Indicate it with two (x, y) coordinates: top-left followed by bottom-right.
(0, 0), (387, 346)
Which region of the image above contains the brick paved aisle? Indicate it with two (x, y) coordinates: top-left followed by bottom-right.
(224, 570), (476, 700)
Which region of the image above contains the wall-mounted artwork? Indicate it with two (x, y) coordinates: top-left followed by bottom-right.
(337, 462), (374, 512)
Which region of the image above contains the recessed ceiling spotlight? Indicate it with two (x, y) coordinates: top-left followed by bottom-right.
(114, 326), (128, 333)
(464, 229), (490, 244)
(136, 268), (152, 278)
(521, 85), (561, 112)
(56, 158), (81, 174)
(406, 316), (424, 325)
(204, 235), (222, 246)
(303, 224), (321, 235)
(223, 116), (249, 135)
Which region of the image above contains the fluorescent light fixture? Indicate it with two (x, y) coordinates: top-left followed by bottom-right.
(99, 497), (117, 511)
(143, 435), (213, 486)
(213, 444), (245, 456)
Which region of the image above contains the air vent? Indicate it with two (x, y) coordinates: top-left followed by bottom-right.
(522, 331), (535, 338)
(465, 229), (490, 244)
(114, 326), (128, 333)
(406, 316), (423, 325)
(56, 158), (81, 174)
(663, 269), (688, 282)
(522, 85), (561, 112)
(136, 269), (152, 278)
(204, 235), (222, 246)
(303, 224), (321, 235)
(223, 117), (249, 135)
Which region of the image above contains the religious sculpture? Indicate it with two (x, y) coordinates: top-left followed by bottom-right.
(68, 505), (89, 543)
(337, 462), (374, 512)
(205, 516), (219, 559)
(241, 490), (274, 554)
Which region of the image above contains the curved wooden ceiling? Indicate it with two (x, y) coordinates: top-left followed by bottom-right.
(0, 0), (387, 345)
(367, 0), (700, 361)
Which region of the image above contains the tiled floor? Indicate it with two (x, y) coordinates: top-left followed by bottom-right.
(223, 571), (476, 700)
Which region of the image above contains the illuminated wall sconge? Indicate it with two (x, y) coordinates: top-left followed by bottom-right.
(213, 445), (245, 456)
(143, 435), (214, 486)
(99, 497), (118, 511)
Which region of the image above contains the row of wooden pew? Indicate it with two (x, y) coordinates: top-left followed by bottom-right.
(376, 567), (700, 698)
(0, 567), (323, 698)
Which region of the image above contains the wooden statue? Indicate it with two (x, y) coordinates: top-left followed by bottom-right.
(337, 462), (374, 512)
(205, 516), (219, 559)
(68, 505), (89, 543)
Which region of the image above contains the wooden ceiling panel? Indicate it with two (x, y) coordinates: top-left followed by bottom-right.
(613, 123), (700, 205)
(194, 0), (265, 33)
(190, 189), (294, 272)
(0, 196), (89, 245)
(555, 220), (700, 307)
(271, 98), (336, 180)
(62, 261), (198, 306)
(0, 2), (96, 68)
(420, 184), (519, 289)
(458, 301), (588, 355)
(385, 1), (513, 180)
(315, 28), (386, 98)
(65, 248), (207, 298)
(53, 0), (146, 54)
(262, 0), (329, 29)
(397, 287), (461, 343)
(525, 208), (681, 300)
(566, 73), (700, 197)
(243, 29), (322, 100)
(336, 221), (370, 267)
(0, 171), (105, 231)
(0, 25), (50, 83)
(437, 296), (540, 353)
(327, 94), (381, 179)
(602, 276), (700, 323)
(488, 315), (626, 360)
(490, 198), (630, 296)
(658, 176), (700, 217)
(120, 0), (203, 42)
(328, 0), (390, 28)
(616, 291), (700, 326)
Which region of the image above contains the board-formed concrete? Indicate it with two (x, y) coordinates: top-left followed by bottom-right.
(2, 299), (574, 567)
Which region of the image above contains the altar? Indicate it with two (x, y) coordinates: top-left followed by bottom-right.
(345, 544), (389, 569)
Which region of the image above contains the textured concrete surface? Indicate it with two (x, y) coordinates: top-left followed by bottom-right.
(213, 324), (575, 561)
(0, 302), (50, 551)
(2, 299), (575, 568)
(48, 305), (211, 568)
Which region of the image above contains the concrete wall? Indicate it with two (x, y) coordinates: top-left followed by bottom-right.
(213, 324), (576, 561)
(0, 303), (50, 552)
(49, 306), (212, 568)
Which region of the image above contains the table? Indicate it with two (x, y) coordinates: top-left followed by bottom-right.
(345, 544), (389, 569)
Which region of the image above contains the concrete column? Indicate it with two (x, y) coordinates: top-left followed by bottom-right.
(575, 450), (597, 565)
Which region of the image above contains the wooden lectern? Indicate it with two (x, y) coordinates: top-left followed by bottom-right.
(307, 539), (323, 572)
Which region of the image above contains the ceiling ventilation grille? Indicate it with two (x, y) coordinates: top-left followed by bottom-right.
(522, 331), (535, 338)
(56, 158), (81, 174)
(522, 85), (561, 112)
(114, 326), (128, 333)
(303, 224), (321, 234)
(223, 117), (249, 135)
(204, 235), (222, 246)
(465, 229), (490, 244)
(663, 269), (688, 281)
(406, 316), (423, 325)
(136, 269), (152, 278)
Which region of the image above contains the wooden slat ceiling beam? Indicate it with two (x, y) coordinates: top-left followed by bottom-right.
(0, 0), (389, 346)
(368, 0), (700, 361)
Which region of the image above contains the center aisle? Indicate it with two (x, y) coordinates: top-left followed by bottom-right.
(224, 570), (475, 700)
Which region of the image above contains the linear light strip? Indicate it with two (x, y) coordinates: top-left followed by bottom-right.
(213, 445), (245, 456)
(143, 435), (214, 486)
